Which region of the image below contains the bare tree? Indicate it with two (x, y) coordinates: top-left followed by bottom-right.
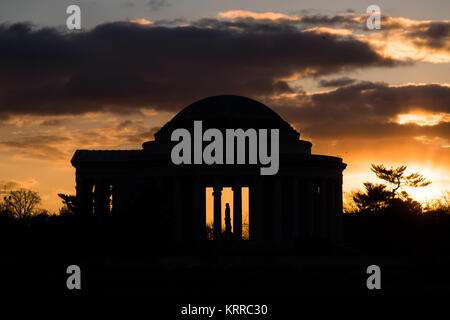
(424, 191), (450, 214)
(4, 189), (41, 218)
(370, 164), (431, 200)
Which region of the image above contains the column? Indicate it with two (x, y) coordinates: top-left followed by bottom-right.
(274, 176), (282, 242)
(111, 182), (120, 216)
(255, 177), (263, 241)
(192, 177), (201, 242)
(213, 184), (222, 240)
(200, 181), (206, 240)
(329, 179), (337, 242)
(232, 178), (242, 240)
(306, 178), (315, 237)
(76, 177), (92, 215)
(291, 177), (300, 240)
(336, 177), (344, 245)
(94, 181), (109, 216)
(173, 177), (182, 242)
(319, 178), (328, 239)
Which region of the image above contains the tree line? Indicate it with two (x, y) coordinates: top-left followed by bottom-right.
(1, 163), (449, 219)
(345, 164), (448, 216)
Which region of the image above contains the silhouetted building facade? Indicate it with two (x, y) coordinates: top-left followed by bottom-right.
(71, 95), (346, 245)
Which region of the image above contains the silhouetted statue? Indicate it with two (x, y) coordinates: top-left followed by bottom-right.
(224, 203), (232, 233)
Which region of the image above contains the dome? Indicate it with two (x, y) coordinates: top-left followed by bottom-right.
(153, 95), (300, 141)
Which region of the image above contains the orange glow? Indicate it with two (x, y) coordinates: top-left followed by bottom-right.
(364, 32), (450, 63)
(396, 112), (450, 126)
(205, 187), (249, 238)
(403, 163), (449, 203)
(205, 187), (233, 232)
(218, 10), (299, 21)
(303, 27), (353, 36)
(128, 18), (153, 25)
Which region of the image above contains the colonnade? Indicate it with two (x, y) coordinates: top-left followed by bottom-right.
(76, 179), (115, 216)
(75, 174), (343, 244)
(204, 176), (343, 243)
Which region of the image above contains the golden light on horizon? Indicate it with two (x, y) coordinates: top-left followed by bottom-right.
(303, 27), (353, 36)
(403, 163), (449, 204)
(128, 18), (153, 25)
(395, 112), (450, 126)
(218, 10), (299, 21)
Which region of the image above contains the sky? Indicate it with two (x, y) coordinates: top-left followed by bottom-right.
(0, 0), (448, 212)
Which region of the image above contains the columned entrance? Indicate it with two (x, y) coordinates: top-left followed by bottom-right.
(205, 183), (249, 241)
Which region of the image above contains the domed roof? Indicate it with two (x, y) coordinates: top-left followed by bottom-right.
(154, 95), (300, 141)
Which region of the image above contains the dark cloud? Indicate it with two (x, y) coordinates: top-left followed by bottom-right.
(299, 13), (358, 26)
(300, 120), (450, 141)
(116, 120), (135, 130)
(319, 77), (356, 87)
(153, 18), (188, 27)
(147, 0), (169, 12)
(122, 126), (160, 144)
(294, 12), (449, 48)
(360, 14), (410, 31)
(278, 82), (450, 122)
(0, 134), (71, 161)
(71, 123), (161, 148)
(0, 21), (400, 118)
(407, 21), (450, 49)
(302, 13), (414, 31)
(40, 119), (69, 127)
(274, 82), (450, 141)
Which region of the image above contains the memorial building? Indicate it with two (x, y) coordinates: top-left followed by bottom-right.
(71, 95), (346, 245)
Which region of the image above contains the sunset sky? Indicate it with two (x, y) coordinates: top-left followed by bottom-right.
(0, 0), (448, 212)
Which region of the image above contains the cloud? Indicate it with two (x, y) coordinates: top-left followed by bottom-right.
(40, 118), (70, 127)
(218, 10), (300, 21)
(128, 18), (153, 25)
(319, 77), (356, 87)
(3, 82), (447, 163)
(415, 135), (450, 148)
(71, 120), (161, 147)
(273, 82), (450, 143)
(0, 133), (72, 161)
(0, 113), (164, 161)
(364, 19), (450, 63)
(215, 10), (450, 61)
(218, 10), (358, 26)
(299, 13), (358, 27)
(147, 0), (169, 12)
(0, 178), (39, 190)
(0, 21), (400, 118)
(406, 21), (450, 50)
